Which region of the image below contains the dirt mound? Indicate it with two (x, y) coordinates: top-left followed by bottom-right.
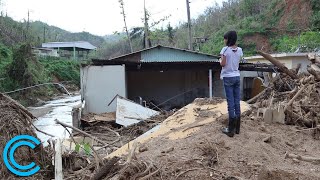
(0, 93), (52, 179)
(106, 107), (320, 179)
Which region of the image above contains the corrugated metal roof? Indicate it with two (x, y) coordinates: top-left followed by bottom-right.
(108, 45), (220, 62)
(141, 46), (218, 62)
(42, 41), (97, 50)
(91, 59), (220, 65)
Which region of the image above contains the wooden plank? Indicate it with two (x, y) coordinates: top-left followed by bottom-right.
(55, 139), (63, 180)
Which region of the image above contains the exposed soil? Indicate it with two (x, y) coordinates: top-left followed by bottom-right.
(129, 114), (320, 179)
(243, 34), (273, 53)
(278, 0), (312, 31)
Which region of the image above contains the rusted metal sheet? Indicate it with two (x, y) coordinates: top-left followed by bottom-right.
(116, 96), (159, 127)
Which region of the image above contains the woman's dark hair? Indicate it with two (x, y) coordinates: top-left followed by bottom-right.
(224, 31), (237, 46)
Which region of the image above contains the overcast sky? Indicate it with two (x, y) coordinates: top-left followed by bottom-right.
(2, 0), (223, 36)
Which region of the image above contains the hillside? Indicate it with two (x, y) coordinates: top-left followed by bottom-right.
(0, 16), (105, 47)
(98, 0), (320, 58)
(180, 0), (319, 55)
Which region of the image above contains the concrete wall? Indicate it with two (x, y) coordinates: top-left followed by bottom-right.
(291, 58), (310, 72)
(126, 69), (221, 110)
(80, 65), (126, 114)
(246, 54), (309, 72)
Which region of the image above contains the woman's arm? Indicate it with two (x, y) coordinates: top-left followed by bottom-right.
(220, 55), (226, 67)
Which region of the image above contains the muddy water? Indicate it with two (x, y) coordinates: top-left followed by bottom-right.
(29, 95), (81, 144)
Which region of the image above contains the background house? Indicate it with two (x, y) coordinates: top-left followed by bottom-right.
(245, 53), (309, 71)
(32, 47), (59, 57)
(42, 41), (97, 60)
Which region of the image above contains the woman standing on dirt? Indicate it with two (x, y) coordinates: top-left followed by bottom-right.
(220, 31), (242, 137)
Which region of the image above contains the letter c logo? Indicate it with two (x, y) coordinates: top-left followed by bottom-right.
(3, 135), (41, 176)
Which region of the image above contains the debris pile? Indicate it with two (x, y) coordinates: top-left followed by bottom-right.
(58, 95), (320, 179)
(0, 93), (52, 179)
(248, 52), (320, 130)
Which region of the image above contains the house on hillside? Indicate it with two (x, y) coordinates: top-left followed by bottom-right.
(32, 47), (59, 57)
(42, 41), (97, 60)
(81, 45), (276, 114)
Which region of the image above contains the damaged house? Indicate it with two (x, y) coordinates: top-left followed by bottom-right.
(80, 45), (275, 119)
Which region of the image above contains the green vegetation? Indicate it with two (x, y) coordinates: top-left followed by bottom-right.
(311, 0), (320, 30)
(40, 59), (81, 86)
(75, 142), (91, 155)
(272, 31), (320, 53)
(0, 44), (80, 105)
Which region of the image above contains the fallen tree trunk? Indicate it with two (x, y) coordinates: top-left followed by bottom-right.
(257, 51), (298, 79)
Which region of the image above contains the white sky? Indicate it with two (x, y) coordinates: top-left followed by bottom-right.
(2, 0), (223, 36)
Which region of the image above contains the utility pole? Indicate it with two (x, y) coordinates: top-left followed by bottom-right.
(186, 0), (192, 50)
(119, 0), (133, 53)
(26, 10), (30, 40)
(43, 25), (46, 43)
(144, 0), (149, 48)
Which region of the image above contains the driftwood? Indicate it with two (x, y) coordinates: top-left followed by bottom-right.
(300, 76), (314, 84)
(55, 119), (107, 146)
(91, 157), (119, 180)
(308, 53), (320, 64)
(285, 153), (320, 164)
(307, 66), (320, 81)
(285, 110), (314, 128)
(247, 87), (270, 104)
(311, 64), (320, 72)
(307, 53), (320, 81)
(285, 85), (306, 111)
(257, 51), (298, 79)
